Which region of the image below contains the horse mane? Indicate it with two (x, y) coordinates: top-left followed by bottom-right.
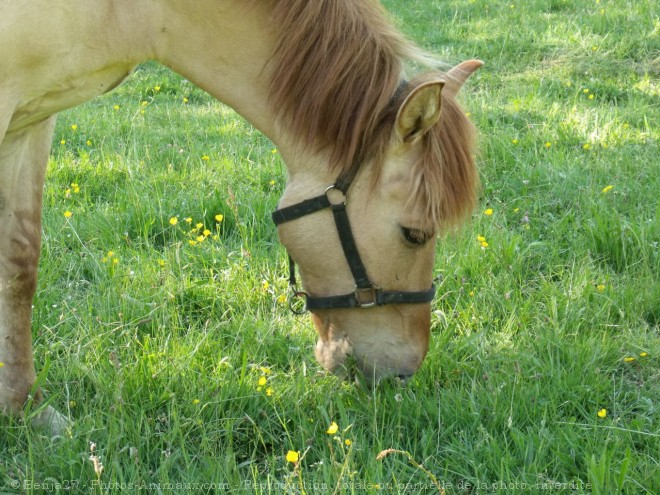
(267, 0), (478, 228)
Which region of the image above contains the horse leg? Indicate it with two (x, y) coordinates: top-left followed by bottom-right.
(0, 116), (68, 434)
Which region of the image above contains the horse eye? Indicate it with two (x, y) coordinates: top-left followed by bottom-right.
(400, 227), (431, 246)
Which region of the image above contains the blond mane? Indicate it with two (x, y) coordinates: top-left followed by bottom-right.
(267, 0), (478, 228)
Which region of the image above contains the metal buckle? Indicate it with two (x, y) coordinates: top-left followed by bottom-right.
(354, 286), (380, 308)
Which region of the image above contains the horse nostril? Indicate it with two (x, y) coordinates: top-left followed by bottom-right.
(396, 373), (413, 384)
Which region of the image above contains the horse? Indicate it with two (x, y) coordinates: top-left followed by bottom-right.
(0, 0), (480, 433)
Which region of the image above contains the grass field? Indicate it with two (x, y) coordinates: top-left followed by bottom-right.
(1, 0), (658, 493)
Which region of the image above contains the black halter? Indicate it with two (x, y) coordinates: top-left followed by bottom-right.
(271, 177), (436, 314)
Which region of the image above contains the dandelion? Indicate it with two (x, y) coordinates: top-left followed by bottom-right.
(597, 409), (607, 418)
(203, 229), (211, 237)
(60, 139), (66, 145)
(195, 222), (203, 230)
(258, 376), (267, 387)
(583, 143), (591, 150)
(192, 399), (200, 405)
(544, 141), (552, 149)
(71, 124), (78, 131)
(583, 89), (590, 94)
(262, 280), (270, 290)
(215, 214), (224, 222)
(477, 235), (486, 242)
(266, 387), (273, 397)
(623, 357), (636, 363)
(269, 180), (276, 186)
(259, 366), (272, 375)
(169, 216), (178, 225)
(512, 138), (519, 145)
(71, 183), (80, 193)
(596, 284), (606, 292)
(196, 235), (205, 243)
(589, 94), (594, 100)
(344, 439), (352, 446)
(113, 105), (120, 111)
(86, 140), (92, 146)
(64, 210), (73, 218)
(154, 86), (161, 92)
(285, 450), (300, 463)
(484, 208), (493, 216)
(141, 101), (148, 107)
(183, 217), (192, 224)
(158, 259), (166, 267)
(188, 240), (197, 246)
(480, 241), (489, 248)
(277, 294), (287, 304)
(326, 421), (339, 435)
(601, 185), (614, 194)
(183, 97), (189, 103)
(201, 155), (210, 161)
(640, 352), (648, 358)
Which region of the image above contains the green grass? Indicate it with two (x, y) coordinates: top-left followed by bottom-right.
(1, 0), (658, 493)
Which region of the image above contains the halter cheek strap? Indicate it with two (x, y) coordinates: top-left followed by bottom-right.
(272, 184), (436, 313)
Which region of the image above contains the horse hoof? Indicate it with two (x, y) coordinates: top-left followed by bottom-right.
(30, 405), (71, 436)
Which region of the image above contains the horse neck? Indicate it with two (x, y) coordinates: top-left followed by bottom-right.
(153, 2), (282, 145)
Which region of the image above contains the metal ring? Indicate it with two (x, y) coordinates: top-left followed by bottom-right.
(324, 185), (347, 207)
(288, 291), (308, 315)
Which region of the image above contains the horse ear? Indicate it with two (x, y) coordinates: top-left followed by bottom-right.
(395, 80), (445, 144)
(445, 59), (483, 96)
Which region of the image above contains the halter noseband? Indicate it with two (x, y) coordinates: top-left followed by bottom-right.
(271, 179), (436, 314)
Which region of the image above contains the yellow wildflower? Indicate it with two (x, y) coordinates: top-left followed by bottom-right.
(326, 421), (339, 435)
(623, 357), (636, 363)
(113, 105), (120, 111)
(64, 210), (73, 218)
(154, 86), (161, 92)
(0, 362), (4, 368)
(183, 97), (189, 103)
(597, 409), (607, 418)
(71, 124), (78, 131)
(596, 284), (606, 292)
(639, 352), (648, 358)
(185, 217), (193, 224)
(196, 235), (205, 243)
(544, 141), (552, 149)
(258, 376), (267, 387)
(192, 399), (200, 405)
(345, 439), (352, 446)
(266, 387), (273, 397)
(601, 185), (614, 194)
(285, 450), (299, 463)
(201, 155), (210, 161)
(203, 229), (211, 237)
(484, 208), (493, 216)
(215, 214), (224, 222)
(169, 217), (178, 225)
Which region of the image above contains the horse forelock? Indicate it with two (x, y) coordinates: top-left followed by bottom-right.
(406, 72), (479, 230)
(266, 0), (478, 230)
